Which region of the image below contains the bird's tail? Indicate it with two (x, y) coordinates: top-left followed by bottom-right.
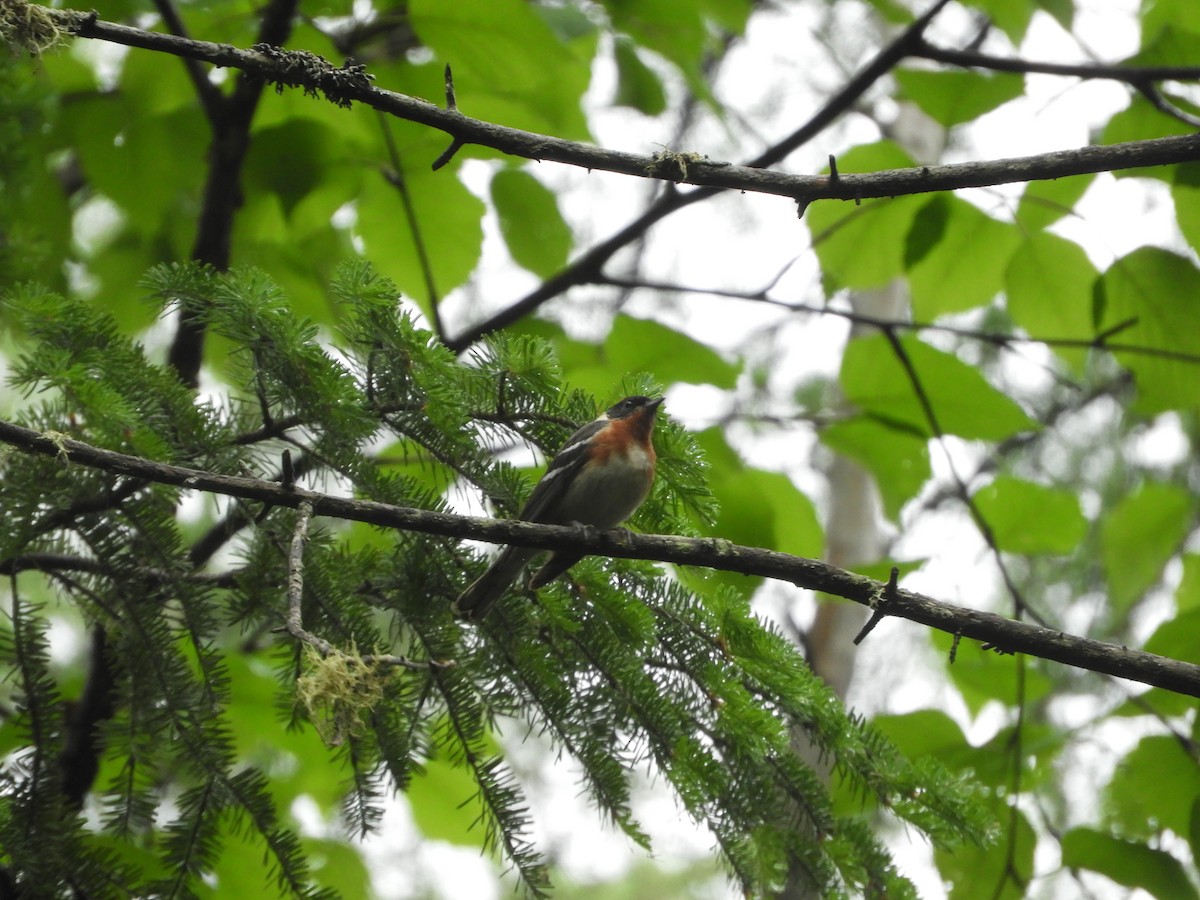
(452, 545), (538, 620)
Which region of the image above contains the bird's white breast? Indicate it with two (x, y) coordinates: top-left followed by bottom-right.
(554, 443), (654, 528)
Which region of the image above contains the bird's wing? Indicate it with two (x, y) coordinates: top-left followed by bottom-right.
(519, 419), (604, 523)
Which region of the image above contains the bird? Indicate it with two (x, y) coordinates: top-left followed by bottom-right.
(453, 395), (665, 620)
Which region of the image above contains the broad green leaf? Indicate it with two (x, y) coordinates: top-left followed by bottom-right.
(1101, 481), (1193, 613)
(972, 477), (1087, 555)
(304, 838), (373, 898)
(969, 722), (1065, 789)
(693, 429), (821, 594)
(1005, 232), (1097, 372)
(491, 168), (572, 279)
(1107, 735), (1200, 839)
(613, 38), (667, 115)
(938, 804), (1034, 900)
(895, 69), (1025, 128)
(1142, 0), (1200, 40)
(409, 0), (592, 138)
(1175, 552), (1200, 613)
(1103, 95), (1195, 155)
(234, 202), (351, 326)
(1114, 609), (1200, 711)
(904, 193), (949, 269)
(1015, 174), (1094, 231)
(961, 0), (1034, 43)
(1171, 175), (1200, 256)
(908, 196), (1022, 317)
(356, 155), (485, 316)
(526, 315), (738, 398)
(862, 0), (914, 24)
(807, 141), (931, 292)
(243, 119), (338, 218)
(819, 417), (931, 520)
(69, 101), (205, 228)
(406, 757), (490, 846)
(840, 334), (1036, 441)
(871, 710), (965, 763)
(697, 0), (753, 34)
(225, 655), (346, 813)
(1145, 608), (1200, 667)
(1191, 797), (1200, 864)
(1097, 247), (1200, 413)
(931, 630), (1054, 715)
(605, 0), (740, 107)
(1061, 829), (1198, 900)
(1035, 0), (1073, 31)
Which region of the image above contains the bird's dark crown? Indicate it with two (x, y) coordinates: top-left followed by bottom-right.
(605, 395), (664, 419)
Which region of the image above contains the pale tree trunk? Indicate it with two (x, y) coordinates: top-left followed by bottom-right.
(780, 101), (944, 898)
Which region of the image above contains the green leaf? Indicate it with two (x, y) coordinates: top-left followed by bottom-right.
(305, 839), (372, 898)
(930, 630), (1054, 715)
(938, 804), (1034, 900)
(871, 710), (965, 762)
(1015, 174), (1094, 231)
(1035, 0), (1073, 31)
(807, 141), (931, 292)
(521, 315), (738, 398)
(1171, 177), (1200, 257)
(693, 429), (821, 594)
(1118, 604), (1200, 716)
(895, 69), (1025, 128)
(491, 168), (572, 278)
(1191, 797), (1200, 864)
(961, 0), (1034, 43)
(840, 334), (1036, 441)
(1005, 232), (1098, 372)
(1061, 828), (1198, 900)
(356, 152), (485, 315)
(908, 196), (1022, 317)
(605, 0), (742, 107)
(972, 477), (1087, 555)
(1175, 553), (1200, 613)
(1103, 95), (1195, 152)
(406, 758), (491, 847)
(819, 417), (931, 521)
(862, 0), (914, 24)
(1101, 481), (1193, 613)
(409, 0), (592, 138)
(1107, 735), (1200, 840)
(243, 119), (337, 217)
(613, 38), (667, 115)
(1141, 0), (1200, 45)
(1145, 608), (1200, 666)
(1097, 247), (1200, 413)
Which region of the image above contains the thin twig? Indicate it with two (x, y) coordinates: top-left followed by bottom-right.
(379, 116), (444, 340)
(880, 328), (1047, 628)
(283, 502), (446, 670)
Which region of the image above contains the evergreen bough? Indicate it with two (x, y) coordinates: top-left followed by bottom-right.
(0, 261), (988, 897)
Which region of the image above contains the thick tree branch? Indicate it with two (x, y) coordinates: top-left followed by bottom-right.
(49, 8), (1200, 211)
(3, 418), (1199, 698)
(167, 0), (300, 387)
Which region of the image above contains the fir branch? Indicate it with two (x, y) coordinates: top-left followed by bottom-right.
(3, 417), (1199, 697)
